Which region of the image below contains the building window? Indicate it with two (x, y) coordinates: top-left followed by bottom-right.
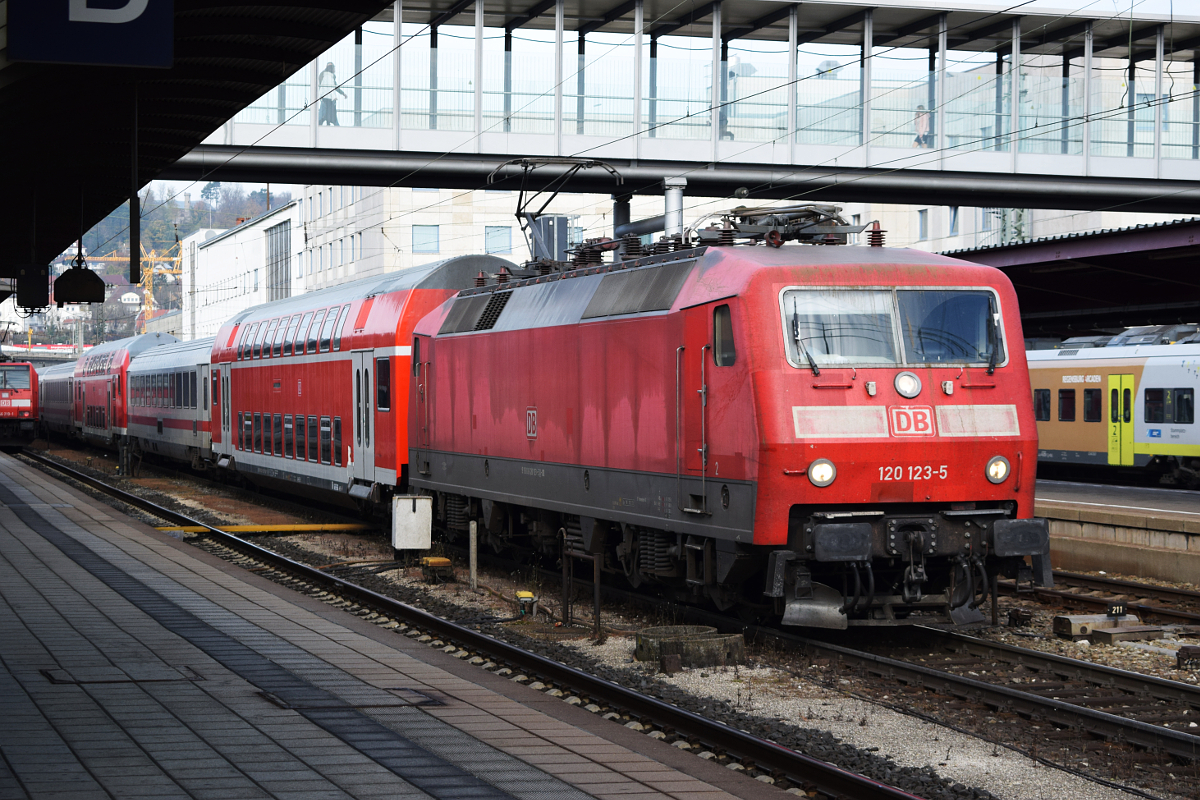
(265, 220), (291, 302)
(484, 226), (511, 254)
(1058, 389), (1076, 422)
(1083, 388), (1102, 422)
(917, 209), (928, 241)
(1034, 389), (1050, 421)
(253, 269), (259, 292)
(850, 214), (860, 244)
(949, 206), (959, 236)
(413, 225), (439, 253)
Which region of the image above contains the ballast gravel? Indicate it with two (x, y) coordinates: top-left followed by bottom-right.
(563, 637), (1141, 800)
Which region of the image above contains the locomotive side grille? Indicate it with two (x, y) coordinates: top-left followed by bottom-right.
(582, 261), (695, 320)
(439, 295), (490, 334)
(474, 291), (512, 331)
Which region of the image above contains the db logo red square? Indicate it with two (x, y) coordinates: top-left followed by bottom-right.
(890, 406), (936, 436)
(526, 407), (537, 439)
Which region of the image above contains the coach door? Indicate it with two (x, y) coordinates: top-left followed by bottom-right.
(1108, 374), (1135, 466)
(219, 363), (232, 454)
(352, 351), (375, 482)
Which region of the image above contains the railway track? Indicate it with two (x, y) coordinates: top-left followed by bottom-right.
(30, 450), (1200, 796)
(21, 449), (923, 800)
(998, 571), (1200, 625)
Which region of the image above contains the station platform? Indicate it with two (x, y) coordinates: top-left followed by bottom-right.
(0, 452), (777, 800)
(1035, 479), (1200, 584)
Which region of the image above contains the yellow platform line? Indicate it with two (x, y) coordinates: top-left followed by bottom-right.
(155, 524), (372, 533)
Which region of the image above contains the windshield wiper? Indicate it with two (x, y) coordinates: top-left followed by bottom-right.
(986, 302), (1000, 375)
(792, 298), (820, 376)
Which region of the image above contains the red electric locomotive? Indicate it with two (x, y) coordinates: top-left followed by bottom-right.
(0, 357), (38, 449)
(408, 207), (1051, 628)
(209, 255), (509, 507)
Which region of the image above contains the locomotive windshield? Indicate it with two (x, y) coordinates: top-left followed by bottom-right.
(0, 365), (30, 389)
(781, 288), (1004, 368)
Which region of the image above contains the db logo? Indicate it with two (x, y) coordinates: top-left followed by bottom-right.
(890, 406), (936, 436)
(526, 407), (538, 439)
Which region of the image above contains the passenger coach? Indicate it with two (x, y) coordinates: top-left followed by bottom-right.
(210, 255), (509, 507)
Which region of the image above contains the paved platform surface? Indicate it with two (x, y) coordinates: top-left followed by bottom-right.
(0, 453), (780, 800)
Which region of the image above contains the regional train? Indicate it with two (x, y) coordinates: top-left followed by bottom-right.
(38, 206), (1052, 628)
(1028, 344), (1200, 486)
(0, 357), (38, 449)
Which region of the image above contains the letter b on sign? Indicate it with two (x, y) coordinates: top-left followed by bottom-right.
(890, 406), (935, 436)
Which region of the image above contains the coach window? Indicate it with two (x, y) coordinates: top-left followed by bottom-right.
(255, 320), (274, 358)
(319, 308), (338, 352)
(1176, 389), (1195, 424)
(237, 412), (244, 449)
(308, 416), (319, 461)
(355, 369), (362, 445)
(1033, 389), (1050, 421)
(334, 418), (342, 466)
(175, 372), (182, 408)
(376, 357), (391, 410)
(240, 323), (258, 360)
(244, 414), (253, 450)
(284, 415), (294, 458)
(272, 320), (288, 357)
(253, 413), (263, 452)
(1145, 389), (1165, 423)
(363, 366), (371, 447)
(308, 309), (326, 354)
(294, 312), (314, 354)
(202, 372), (207, 410)
(296, 412), (306, 460)
(1083, 388), (1102, 422)
(713, 305), (736, 366)
(332, 304), (351, 350)
(273, 413), (283, 455)
(283, 314), (301, 356)
(1058, 389), (1075, 422)
(211, 374), (218, 411)
(320, 416), (332, 464)
(264, 414), (272, 455)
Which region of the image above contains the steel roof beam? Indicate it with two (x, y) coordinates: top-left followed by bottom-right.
(872, 11), (943, 47)
(723, 3), (797, 45)
(796, 8), (870, 47)
(504, 0), (556, 33)
(948, 16), (1021, 49)
(650, 3), (716, 39)
(1063, 25), (1159, 61)
(579, 0), (638, 35)
(430, 0), (475, 29)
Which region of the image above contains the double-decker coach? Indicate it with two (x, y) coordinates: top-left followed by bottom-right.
(74, 333), (178, 452)
(127, 337), (216, 468)
(209, 255), (508, 508)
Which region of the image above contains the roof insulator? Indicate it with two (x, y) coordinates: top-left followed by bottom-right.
(867, 220), (886, 247)
(474, 271), (486, 287)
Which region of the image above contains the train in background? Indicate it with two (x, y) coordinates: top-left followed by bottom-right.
(1027, 344), (1200, 487)
(37, 209), (1052, 629)
(0, 356), (38, 449)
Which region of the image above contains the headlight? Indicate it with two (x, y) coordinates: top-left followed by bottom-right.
(894, 371), (922, 398)
(986, 455), (1010, 484)
(808, 458), (836, 487)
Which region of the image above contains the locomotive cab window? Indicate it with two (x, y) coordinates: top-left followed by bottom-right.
(1145, 389), (1165, 423)
(1034, 389), (1051, 421)
(782, 289), (897, 366)
(898, 290), (1003, 365)
(713, 305), (736, 366)
(376, 357), (391, 410)
(1058, 389), (1076, 421)
(1083, 388), (1102, 422)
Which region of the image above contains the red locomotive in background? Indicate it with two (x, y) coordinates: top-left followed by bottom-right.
(38, 206), (1050, 628)
(0, 357), (38, 449)
(408, 206), (1050, 627)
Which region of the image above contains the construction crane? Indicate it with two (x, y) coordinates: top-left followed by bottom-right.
(83, 234), (183, 333)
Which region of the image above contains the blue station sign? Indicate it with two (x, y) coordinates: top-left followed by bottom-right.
(8, 0), (173, 68)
